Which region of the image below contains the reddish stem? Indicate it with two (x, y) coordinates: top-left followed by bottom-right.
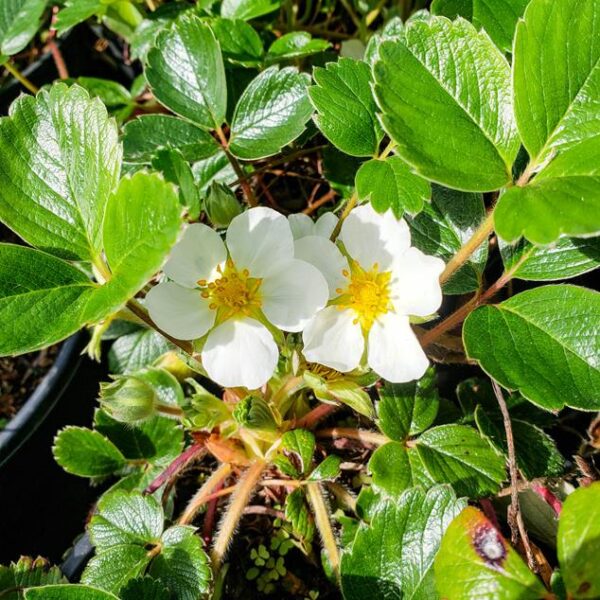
(203, 480), (224, 546)
(295, 403), (338, 429)
(144, 442), (206, 495)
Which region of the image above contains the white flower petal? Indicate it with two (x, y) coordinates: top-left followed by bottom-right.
(302, 306), (364, 372)
(391, 247), (445, 317)
(367, 312), (429, 382)
(202, 317), (278, 389)
(227, 207), (294, 278)
(294, 236), (349, 299)
(340, 204), (411, 270)
(146, 282), (215, 340)
(163, 223), (226, 288)
(261, 259), (329, 332)
(288, 213), (315, 240)
(315, 212), (338, 238)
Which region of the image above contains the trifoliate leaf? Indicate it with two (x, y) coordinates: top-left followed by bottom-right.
(463, 285), (600, 410)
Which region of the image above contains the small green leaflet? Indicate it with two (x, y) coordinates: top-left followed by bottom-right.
(266, 32), (329, 62)
(434, 506), (548, 599)
(25, 586), (120, 600)
(309, 57), (382, 157)
(464, 285), (600, 410)
(229, 66), (313, 159)
(355, 156), (431, 217)
(220, 0), (281, 20)
(0, 0), (47, 61)
(374, 17), (519, 191)
(146, 13), (227, 130)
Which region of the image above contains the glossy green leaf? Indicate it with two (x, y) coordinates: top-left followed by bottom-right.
(220, 0), (281, 20)
(25, 586), (120, 600)
(435, 506), (547, 599)
(122, 115), (218, 163)
(308, 455), (342, 481)
(53, 427), (126, 478)
(108, 329), (171, 375)
(416, 424), (506, 497)
(463, 285), (600, 410)
(432, 0), (529, 52)
(558, 483), (600, 598)
(374, 17), (519, 191)
(55, 0), (105, 32)
(0, 83), (121, 261)
(364, 17), (404, 66)
(355, 156), (431, 217)
(369, 442), (413, 496)
(148, 526), (211, 599)
(120, 577), (170, 600)
(151, 149), (200, 215)
(377, 369), (439, 441)
(501, 236), (600, 281)
(341, 486), (466, 599)
(0, 0), (47, 60)
(146, 13), (227, 129)
(229, 66), (312, 159)
(192, 151), (237, 196)
(309, 58), (382, 157)
(210, 17), (263, 64)
(408, 185), (488, 294)
(279, 429), (315, 476)
(267, 32), (329, 61)
(285, 488), (315, 542)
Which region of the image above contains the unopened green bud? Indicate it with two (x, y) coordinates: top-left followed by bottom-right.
(100, 376), (156, 424)
(233, 395), (278, 431)
(204, 182), (242, 228)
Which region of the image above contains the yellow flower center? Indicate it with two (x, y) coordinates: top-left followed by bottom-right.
(335, 261), (393, 331)
(199, 259), (262, 320)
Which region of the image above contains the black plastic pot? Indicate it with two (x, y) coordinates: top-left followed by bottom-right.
(0, 333), (84, 467)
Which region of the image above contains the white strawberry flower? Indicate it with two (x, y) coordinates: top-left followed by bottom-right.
(300, 204), (445, 383)
(146, 207), (329, 389)
(288, 212), (338, 240)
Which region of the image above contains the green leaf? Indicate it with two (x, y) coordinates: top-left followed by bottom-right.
(53, 427), (126, 478)
(463, 285), (600, 410)
(0, 0), (47, 59)
(474, 406), (564, 480)
(285, 488), (315, 542)
(0, 556), (66, 600)
(341, 486), (466, 599)
(95, 410), (184, 467)
(120, 577), (170, 600)
(377, 369), (440, 441)
(558, 483), (600, 598)
(494, 178), (600, 245)
(324, 380), (375, 419)
(100, 171), (181, 303)
(280, 429), (315, 476)
(0, 83), (121, 261)
(308, 455), (342, 481)
(55, 0), (105, 32)
(369, 442), (413, 496)
(267, 32), (329, 61)
(151, 149), (200, 215)
(146, 13), (227, 129)
(229, 66), (312, 159)
(416, 424), (506, 497)
(408, 185), (488, 295)
(355, 156), (431, 218)
(108, 329), (171, 375)
(210, 17), (263, 64)
(374, 17), (519, 191)
(309, 57), (382, 157)
(432, 0), (529, 52)
(434, 506), (547, 599)
(220, 0), (281, 20)
(89, 490), (164, 549)
(149, 526), (211, 599)
(25, 586), (120, 600)
(122, 115), (218, 163)
(501, 236), (600, 281)
(72, 76), (132, 108)
(192, 151), (237, 196)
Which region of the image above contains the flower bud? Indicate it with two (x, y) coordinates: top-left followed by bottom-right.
(100, 376), (156, 424)
(204, 182), (242, 228)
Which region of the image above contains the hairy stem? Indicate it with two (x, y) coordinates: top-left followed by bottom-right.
(211, 460), (266, 569)
(306, 482), (340, 582)
(3, 62), (39, 94)
(316, 427), (387, 446)
(179, 462), (233, 525)
(439, 211), (495, 285)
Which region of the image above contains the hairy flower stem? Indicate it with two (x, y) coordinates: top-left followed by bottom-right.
(179, 462), (233, 525)
(215, 126), (258, 207)
(306, 482), (340, 582)
(3, 62), (39, 94)
(211, 460), (267, 569)
(316, 427), (387, 446)
(439, 211), (495, 285)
